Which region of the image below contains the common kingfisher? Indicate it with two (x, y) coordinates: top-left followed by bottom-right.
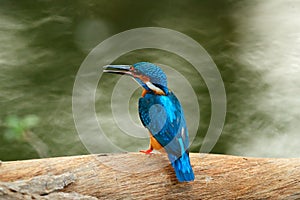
(103, 62), (194, 182)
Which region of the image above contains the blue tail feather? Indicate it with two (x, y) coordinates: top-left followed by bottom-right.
(170, 152), (194, 182)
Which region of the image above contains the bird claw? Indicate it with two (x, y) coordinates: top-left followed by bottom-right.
(139, 149), (153, 154)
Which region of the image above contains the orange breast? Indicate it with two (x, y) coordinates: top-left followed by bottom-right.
(141, 89), (147, 97)
(150, 135), (163, 150)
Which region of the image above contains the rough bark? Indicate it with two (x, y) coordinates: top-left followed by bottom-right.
(0, 153), (299, 199)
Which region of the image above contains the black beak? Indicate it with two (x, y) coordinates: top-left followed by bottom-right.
(103, 65), (132, 76)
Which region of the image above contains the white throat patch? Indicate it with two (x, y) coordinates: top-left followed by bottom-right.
(145, 82), (166, 95)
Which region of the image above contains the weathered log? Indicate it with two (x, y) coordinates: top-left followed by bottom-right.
(0, 153), (300, 199)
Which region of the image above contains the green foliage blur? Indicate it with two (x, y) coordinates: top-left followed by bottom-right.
(3, 115), (40, 142)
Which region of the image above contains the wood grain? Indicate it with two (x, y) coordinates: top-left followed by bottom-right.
(0, 153), (300, 199)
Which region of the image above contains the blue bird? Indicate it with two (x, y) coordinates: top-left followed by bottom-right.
(103, 62), (194, 182)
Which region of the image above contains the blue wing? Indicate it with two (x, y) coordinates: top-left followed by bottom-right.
(138, 91), (190, 160)
(139, 91), (194, 182)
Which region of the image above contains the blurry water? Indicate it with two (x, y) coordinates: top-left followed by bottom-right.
(0, 0), (299, 160)
(226, 0), (300, 157)
(0, 1), (87, 160)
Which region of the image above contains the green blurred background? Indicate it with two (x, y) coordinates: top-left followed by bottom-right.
(1, 0), (299, 161)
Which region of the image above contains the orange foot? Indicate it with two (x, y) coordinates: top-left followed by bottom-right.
(139, 149), (153, 154)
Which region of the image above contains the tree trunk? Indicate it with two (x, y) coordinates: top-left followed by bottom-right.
(0, 153), (299, 199)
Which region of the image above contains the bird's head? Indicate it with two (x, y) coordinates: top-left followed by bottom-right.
(103, 62), (168, 95)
